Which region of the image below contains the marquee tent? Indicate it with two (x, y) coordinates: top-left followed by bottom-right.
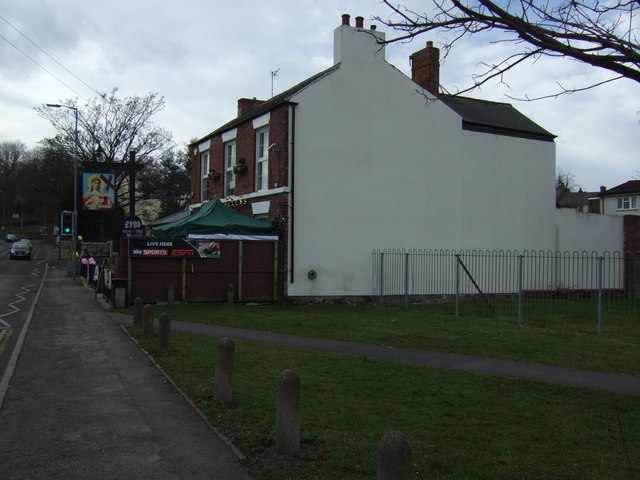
(150, 200), (279, 240)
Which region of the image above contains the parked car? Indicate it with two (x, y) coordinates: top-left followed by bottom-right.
(10, 240), (31, 260)
(5, 233), (18, 243)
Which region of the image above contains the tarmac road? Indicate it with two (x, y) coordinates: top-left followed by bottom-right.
(0, 261), (253, 480)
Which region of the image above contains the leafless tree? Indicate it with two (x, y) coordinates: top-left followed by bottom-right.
(36, 89), (174, 212)
(375, 0), (639, 99)
(36, 88), (172, 166)
(556, 167), (582, 192)
(0, 141), (27, 224)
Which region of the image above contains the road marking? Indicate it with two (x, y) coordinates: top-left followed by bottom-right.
(0, 264), (48, 409)
(0, 283), (37, 327)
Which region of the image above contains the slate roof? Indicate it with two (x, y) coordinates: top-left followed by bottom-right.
(440, 96), (556, 142)
(193, 65), (340, 145)
(602, 180), (640, 196)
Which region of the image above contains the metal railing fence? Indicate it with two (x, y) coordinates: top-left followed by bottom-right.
(372, 249), (640, 340)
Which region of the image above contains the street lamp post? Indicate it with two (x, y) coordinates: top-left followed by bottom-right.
(46, 103), (79, 278)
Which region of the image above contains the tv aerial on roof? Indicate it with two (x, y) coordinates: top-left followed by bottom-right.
(271, 67), (280, 97)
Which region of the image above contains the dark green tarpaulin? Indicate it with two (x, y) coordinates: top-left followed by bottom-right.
(150, 200), (278, 238)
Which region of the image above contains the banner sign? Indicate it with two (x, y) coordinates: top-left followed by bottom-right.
(104, 268), (112, 289)
(82, 172), (116, 211)
(81, 241), (112, 257)
(129, 238), (221, 258)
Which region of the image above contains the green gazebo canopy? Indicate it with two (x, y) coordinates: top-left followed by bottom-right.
(151, 200), (278, 239)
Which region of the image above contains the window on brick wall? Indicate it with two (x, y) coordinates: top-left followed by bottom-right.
(200, 151), (210, 200)
(224, 141), (236, 196)
(256, 127), (269, 191)
(617, 196), (638, 210)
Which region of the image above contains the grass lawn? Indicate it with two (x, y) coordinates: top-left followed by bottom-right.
(123, 303), (640, 374)
(131, 328), (640, 480)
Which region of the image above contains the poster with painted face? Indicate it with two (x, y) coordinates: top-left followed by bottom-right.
(82, 173), (116, 211)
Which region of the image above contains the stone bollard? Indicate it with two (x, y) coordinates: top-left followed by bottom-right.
(158, 312), (171, 352)
(213, 338), (235, 403)
(133, 297), (143, 327)
(143, 304), (154, 337)
(377, 431), (413, 480)
(226, 284), (234, 304)
(276, 369), (300, 455)
(167, 285), (174, 305)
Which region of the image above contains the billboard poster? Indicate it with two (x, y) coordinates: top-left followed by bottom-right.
(129, 238), (221, 258)
(82, 172), (116, 211)
(80, 240), (112, 257)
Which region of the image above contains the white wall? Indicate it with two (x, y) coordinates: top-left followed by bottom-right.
(555, 209), (624, 253)
(287, 26), (557, 297)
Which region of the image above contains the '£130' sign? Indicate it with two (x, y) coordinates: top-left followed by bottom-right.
(121, 215), (144, 238)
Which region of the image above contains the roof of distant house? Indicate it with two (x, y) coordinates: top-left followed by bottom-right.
(556, 189), (598, 209)
(602, 180), (640, 196)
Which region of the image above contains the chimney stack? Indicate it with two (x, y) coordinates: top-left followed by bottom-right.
(237, 97), (264, 116)
(410, 41), (440, 97)
(334, 13), (386, 65)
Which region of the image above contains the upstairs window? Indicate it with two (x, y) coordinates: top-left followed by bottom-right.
(617, 196), (638, 210)
(256, 127), (269, 191)
(224, 141), (236, 196)
(200, 151), (210, 200)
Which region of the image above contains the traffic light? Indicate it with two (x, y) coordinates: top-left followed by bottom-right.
(60, 211), (74, 236)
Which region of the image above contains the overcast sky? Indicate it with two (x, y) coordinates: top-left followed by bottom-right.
(1, 0), (638, 191)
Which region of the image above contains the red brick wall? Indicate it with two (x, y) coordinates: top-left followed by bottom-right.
(624, 215), (640, 251)
(192, 103), (290, 205)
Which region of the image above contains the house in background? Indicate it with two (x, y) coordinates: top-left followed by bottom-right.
(190, 14), (559, 300)
(556, 182), (598, 213)
(590, 180), (640, 216)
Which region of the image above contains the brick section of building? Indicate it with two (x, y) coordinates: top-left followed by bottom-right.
(624, 215), (640, 251)
(193, 103), (290, 213)
(190, 100), (292, 295)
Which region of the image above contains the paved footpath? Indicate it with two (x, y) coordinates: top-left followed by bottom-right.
(0, 262), (253, 480)
(171, 322), (640, 396)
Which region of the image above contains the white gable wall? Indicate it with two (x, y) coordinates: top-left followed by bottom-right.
(286, 26), (556, 297)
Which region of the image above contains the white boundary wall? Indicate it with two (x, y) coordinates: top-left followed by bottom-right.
(555, 209), (624, 253)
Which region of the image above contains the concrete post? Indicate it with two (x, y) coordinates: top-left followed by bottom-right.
(158, 312), (171, 352)
(276, 369), (300, 455)
(377, 431), (413, 480)
(167, 285), (174, 305)
(213, 338), (235, 403)
(143, 303), (154, 337)
(133, 297), (143, 327)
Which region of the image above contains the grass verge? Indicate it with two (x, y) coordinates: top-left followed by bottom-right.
(131, 328), (640, 480)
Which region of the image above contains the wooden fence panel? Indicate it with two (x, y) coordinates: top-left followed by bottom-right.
(127, 240), (281, 303)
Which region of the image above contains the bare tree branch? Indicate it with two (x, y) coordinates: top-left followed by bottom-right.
(374, 0), (640, 97)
